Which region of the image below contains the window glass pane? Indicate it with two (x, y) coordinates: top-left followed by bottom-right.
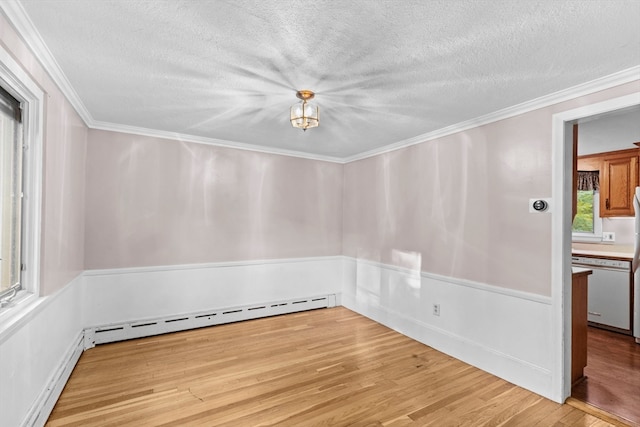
(0, 89), (22, 297)
(573, 190), (595, 233)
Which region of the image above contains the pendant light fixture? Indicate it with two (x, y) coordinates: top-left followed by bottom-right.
(290, 90), (319, 131)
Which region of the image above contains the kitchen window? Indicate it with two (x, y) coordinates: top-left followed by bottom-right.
(572, 190), (603, 241)
(573, 170), (602, 242)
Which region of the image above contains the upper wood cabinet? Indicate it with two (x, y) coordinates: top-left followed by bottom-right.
(577, 148), (639, 217)
(601, 153), (638, 216)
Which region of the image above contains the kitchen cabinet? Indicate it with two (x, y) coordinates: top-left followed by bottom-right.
(600, 151), (638, 216)
(577, 148), (639, 217)
(571, 268), (591, 385)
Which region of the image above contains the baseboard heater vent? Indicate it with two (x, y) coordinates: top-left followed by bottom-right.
(85, 294), (336, 348)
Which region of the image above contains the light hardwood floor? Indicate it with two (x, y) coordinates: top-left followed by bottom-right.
(47, 307), (624, 426)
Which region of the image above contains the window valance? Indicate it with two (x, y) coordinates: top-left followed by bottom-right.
(577, 170), (599, 191)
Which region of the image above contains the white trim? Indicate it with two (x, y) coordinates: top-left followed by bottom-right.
(344, 67), (640, 163)
(90, 121), (345, 164)
(1, 1), (638, 163)
(22, 332), (84, 427)
(1, 257), (344, 426)
(342, 293), (552, 392)
(0, 292), (43, 344)
(82, 256), (346, 328)
(0, 29), (44, 317)
(0, 0), (94, 126)
(83, 255), (345, 276)
(342, 257), (554, 398)
(0, 274), (83, 427)
(60, 68), (640, 164)
(84, 294), (336, 347)
(346, 256), (552, 305)
(551, 92), (640, 403)
(0, 273), (80, 345)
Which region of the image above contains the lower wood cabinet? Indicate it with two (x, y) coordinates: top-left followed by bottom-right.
(571, 269), (591, 385)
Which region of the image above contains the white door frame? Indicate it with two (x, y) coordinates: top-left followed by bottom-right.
(551, 91), (640, 402)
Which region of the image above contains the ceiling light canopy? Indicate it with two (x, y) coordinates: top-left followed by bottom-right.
(290, 90), (319, 131)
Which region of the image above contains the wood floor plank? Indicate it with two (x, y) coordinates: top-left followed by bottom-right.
(572, 327), (640, 426)
(47, 307), (622, 426)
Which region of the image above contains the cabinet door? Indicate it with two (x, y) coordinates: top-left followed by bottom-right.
(600, 155), (638, 217)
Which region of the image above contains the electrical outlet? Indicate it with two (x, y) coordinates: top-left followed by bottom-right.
(602, 232), (615, 242)
(433, 304), (440, 316)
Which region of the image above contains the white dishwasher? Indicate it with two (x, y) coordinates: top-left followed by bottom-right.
(572, 256), (632, 334)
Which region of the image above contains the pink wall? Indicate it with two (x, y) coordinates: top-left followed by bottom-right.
(1, 13), (87, 295)
(84, 130), (343, 269)
(2, 7), (638, 297)
(343, 81), (640, 297)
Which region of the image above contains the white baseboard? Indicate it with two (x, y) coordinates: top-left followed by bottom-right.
(85, 294), (337, 346)
(23, 332), (84, 427)
(341, 257), (554, 399)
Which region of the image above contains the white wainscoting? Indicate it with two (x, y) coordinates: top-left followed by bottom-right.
(0, 274), (84, 427)
(1, 256), (346, 426)
(2, 255), (558, 426)
(341, 257), (554, 400)
(82, 256), (345, 328)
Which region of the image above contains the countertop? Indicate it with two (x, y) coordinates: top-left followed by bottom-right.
(571, 266), (592, 275)
(572, 242), (634, 260)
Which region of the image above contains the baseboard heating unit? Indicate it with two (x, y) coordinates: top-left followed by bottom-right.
(84, 294), (337, 348)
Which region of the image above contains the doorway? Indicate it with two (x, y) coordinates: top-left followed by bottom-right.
(551, 92), (640, 421)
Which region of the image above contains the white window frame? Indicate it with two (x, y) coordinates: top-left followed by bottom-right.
(0, 43), (44, 318)
(572, 191), (603, 242)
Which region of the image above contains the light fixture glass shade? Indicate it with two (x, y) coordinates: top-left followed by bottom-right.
(290, 90), (319, 131)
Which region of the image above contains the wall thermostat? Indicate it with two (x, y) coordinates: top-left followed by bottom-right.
(533, 200), (548, 211)
(529, 198), (551, 213)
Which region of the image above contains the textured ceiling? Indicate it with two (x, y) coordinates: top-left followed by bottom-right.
(15, 0), (640, 159)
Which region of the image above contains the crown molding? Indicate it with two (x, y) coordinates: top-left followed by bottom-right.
(343, 66), (640, 163)
(2, 1), (638, 164)
(93, 66), (639, 165)
(90, 120), (344, 163)
(0, 0), (343, 163)
(0, 0), (95, 126)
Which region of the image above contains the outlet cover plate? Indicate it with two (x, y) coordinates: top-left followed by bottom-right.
(529, 198), (552, 213)
(602, 232), (615, 242)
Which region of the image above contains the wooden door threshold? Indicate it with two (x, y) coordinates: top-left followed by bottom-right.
(566, 397), (635, 427)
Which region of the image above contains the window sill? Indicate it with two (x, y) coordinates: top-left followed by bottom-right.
(572, 235), (603, 243)
(0, 291), (44, 345)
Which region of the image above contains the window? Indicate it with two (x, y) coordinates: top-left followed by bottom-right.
(0, 43), (44, 316)
(0, 86), (23, 304)
(572, 190), (602, 241)
(573, 190), (595, 232)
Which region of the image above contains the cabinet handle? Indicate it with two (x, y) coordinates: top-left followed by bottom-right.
(588, 311), (602, 317)
(605, 198), (610, 210)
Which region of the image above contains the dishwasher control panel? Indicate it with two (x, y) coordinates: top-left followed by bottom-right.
(571, 256), (630, 270)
